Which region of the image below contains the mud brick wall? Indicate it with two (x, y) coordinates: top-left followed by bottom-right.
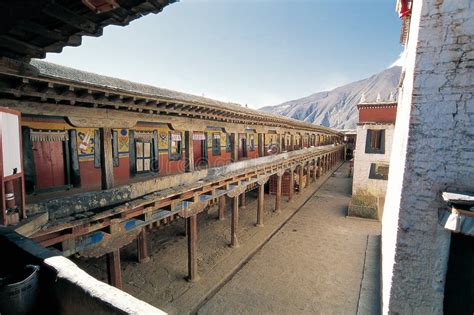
(381, 1), (474, 314)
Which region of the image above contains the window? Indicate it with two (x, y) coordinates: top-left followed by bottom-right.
(212, 133), (221, 155)
(365, 129), (385, 154)
(369, 163), (389, 180)
(226, 134), (232, 152)
(249, 134), (255, 151)
(136, 140), (152, 173)
(112, 129), (119, 167)
(169, 132), (182, 160)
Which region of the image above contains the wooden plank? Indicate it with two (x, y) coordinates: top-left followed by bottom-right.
(14, 212), (49, 237)
(100, 128), (115, 189)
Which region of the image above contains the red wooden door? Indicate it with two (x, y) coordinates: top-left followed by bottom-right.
(32, 141), (65, 189)
(193, 140), (202, 167)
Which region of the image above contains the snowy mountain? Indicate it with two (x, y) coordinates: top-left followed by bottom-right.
(260, 66), (401, 129)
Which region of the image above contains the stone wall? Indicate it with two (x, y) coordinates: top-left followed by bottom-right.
(382, 0), (474, 314)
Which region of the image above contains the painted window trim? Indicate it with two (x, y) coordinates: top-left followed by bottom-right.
(169, 131), (182, 161)
(365, 129), (385, 154)
(212, 133), (221, 156)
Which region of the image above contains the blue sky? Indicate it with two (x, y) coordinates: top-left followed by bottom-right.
(45, 0), (402, 109)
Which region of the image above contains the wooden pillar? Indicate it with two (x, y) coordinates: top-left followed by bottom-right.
(275, 175), (282, 212)
(107, 249), (122, 289)
(240, 191), (246, 209)
(218, 195), (226, 221)
(312, 159), (317, 182)
(258, 133), (264, 157)
(231, 196), (239, 248)
(256, 184), (264, 227)
(187, 214), (199, 282)
(137, 229), (150, 263)
(290, 135), (294, 151)
(288, 169), (294, 201)
(185, 130), (194, 172)
(306, 162), (310, 187)
(298, 165), (304, 193)
(100, 128), (114, 190)
(231, 133), (238, 162)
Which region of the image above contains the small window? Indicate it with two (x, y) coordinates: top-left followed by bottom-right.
(169, 132), (182, 160)
(212, 133), (221, 156)
(369, 163), (389, 180)
(226, 134), (232, 152)
(136, 140), (152, 173)
(112, 129), (119, 167)
(249, 134), (255, 151)
(365, 129), (385, 154)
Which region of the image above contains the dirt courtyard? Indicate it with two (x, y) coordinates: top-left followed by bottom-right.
(73, 162), (380, 314)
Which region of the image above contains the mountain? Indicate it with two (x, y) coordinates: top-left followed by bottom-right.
(260, 66), (401, 129)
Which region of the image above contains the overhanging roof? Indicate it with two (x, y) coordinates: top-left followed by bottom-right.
(0, 0), (176, 61)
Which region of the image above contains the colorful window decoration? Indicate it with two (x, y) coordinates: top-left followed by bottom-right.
(212, 133), (221, 156)
(169, 132), (182, 160)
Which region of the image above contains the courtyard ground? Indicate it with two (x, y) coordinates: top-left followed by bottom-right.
(73, 162), (381, 314)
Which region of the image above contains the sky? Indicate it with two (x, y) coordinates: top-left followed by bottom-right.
(45, 0), (403, 109)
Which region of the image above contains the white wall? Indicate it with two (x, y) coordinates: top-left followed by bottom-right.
(382, 0), (474, 313)
(352, 124), (394, 198)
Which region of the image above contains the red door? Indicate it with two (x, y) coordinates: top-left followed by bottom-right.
(193, 140), (202, 167)
(32, 141), (65, 190)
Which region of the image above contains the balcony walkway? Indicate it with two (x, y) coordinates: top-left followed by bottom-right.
(198, 162), (381, 314)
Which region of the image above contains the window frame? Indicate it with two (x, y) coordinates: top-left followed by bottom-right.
(365, 129), (385, 154)
(212, 133), (221, 156)
(369, 163), (389, 180)
(135, 139), (153, 174)
(249, 134), (255, 151)
(169, 131), (182, 161)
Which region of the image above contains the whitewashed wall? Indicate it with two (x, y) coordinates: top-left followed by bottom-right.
(352, 124), (394, 198)
(382, 0), (474, 314)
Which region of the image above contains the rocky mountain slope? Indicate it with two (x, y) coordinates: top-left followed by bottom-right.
(260, 66), (401, 129)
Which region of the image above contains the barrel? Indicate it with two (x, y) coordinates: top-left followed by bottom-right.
(0, 265), (40, 315)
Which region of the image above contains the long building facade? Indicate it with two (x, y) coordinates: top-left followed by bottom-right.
(0, 58), (344, 287)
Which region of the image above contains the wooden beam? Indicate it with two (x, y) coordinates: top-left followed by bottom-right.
(186, 214), (199, 282)
(44, 3), (100, 35)
(137, 228), (150, 263)
(256, 184), (264, 227)
(230, 196), (239, 248)
(100, 128), (115, 189)
(275, 174), (282, 212)
(184, 130), (194, 172)
(218, 195), (226, 221)
(106, 249), (122, 289)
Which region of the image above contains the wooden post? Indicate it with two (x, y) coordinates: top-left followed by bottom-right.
(240, 191), (246, 209)
(107, 249), (122, 289)
(306, 162), (310, 187)
(218, 195), (226, 221)
(231, 133), (238, 162)
(258, 133), (264, 157)
(231, 196), (239, 248)
(137, 229), (150, 263)
(185, 130), (194, 173)
(298, 165), (304, 192)
(290, 134), (294, 151)
(100, 128), (114, 190)
(256, 184), (264, 227)
(312, 159), (317, 182)
(275, 175), (282, 212)
(187, 214), (199, 282)
(288, 169), (294, 201)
